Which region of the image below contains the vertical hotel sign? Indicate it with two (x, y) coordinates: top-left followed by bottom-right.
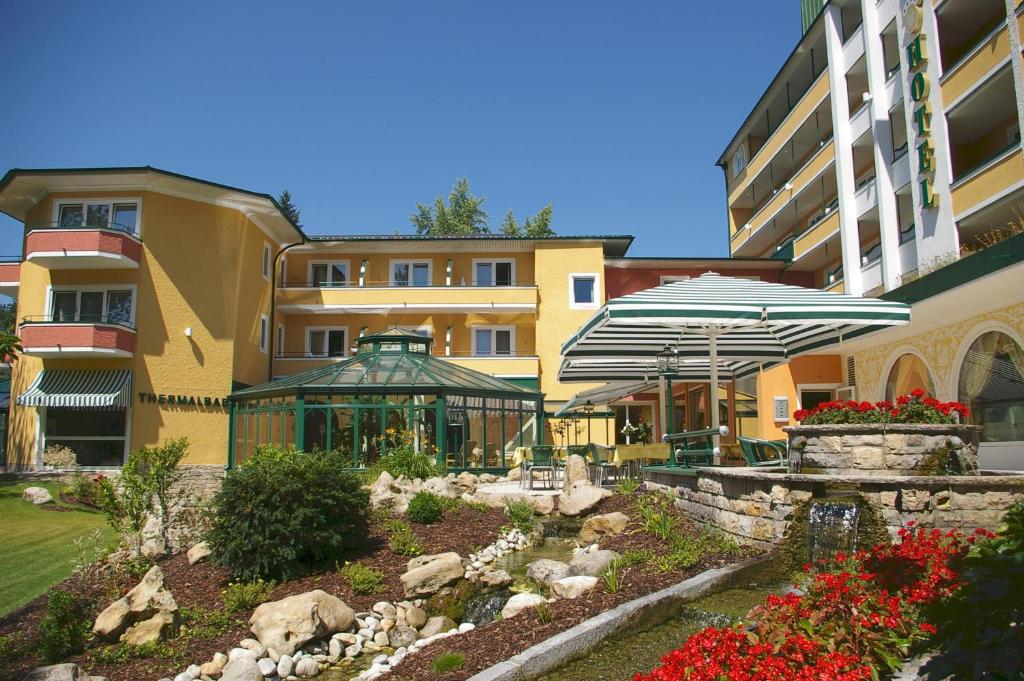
(904, 0), (939, 208)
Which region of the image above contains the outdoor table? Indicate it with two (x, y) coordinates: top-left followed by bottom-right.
(613, 442), (670, 464)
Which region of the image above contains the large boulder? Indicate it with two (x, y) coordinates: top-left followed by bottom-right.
(551, 575), (599, 599)
(369, 471), (398, 508)
(569, 547), (622, 577)
(501, 593), (546, 619)
(249, 589), (354, 656)
(558, 480), (612, 517)
(186, 541), (212, 565)
(506, 467), (522, 482)
(219, 656), (262, 681)
(93, 565), (179, 644)
(479, 569), (513, 587)
(422, 477), (460, 498)
(418, 615), (456, 638)
(525, 559), (571, 586)
(400, 552), (464, 597)
(562, 454), (590, 489)
(22, 664), (90, 681)
(579, 512), (629, 543)
(472, 488), (555, 515)
(22, 486), (53, 505)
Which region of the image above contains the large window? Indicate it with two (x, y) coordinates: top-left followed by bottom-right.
(958, 331), (1024, 442)
(570, 274), (598, 308)
(56, 200), (138, 234)
(307, 328), (348, 357)
(885, 353), (935, 400)
(44, 408), (126, 467)
(474, 260), (515, 286)
(50, 288), (134, 326)
(473, 327), (513, 356)
(310, 261), (349, 287)
(391, 260), (431, 287)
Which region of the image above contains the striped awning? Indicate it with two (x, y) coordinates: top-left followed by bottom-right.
(561, 272), (911, 360)
(17, 369), (132, 409)
(558, 357), (773, 383)
(556, 381), (655, 416)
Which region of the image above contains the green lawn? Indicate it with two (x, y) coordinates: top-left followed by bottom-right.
(0, 475), (116, 616)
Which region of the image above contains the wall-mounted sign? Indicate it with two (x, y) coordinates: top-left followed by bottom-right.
(904, 0), (939, 209)
(137, 392), (229, 409)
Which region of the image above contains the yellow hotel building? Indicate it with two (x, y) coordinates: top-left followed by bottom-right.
(719, 0), (1024, 469)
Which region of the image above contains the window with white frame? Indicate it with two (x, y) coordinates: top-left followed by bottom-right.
(391, 260), (431, 287)
(262, 243), (272, 281)
(49, 288), (134, 327)
(473, 326), (514, 356)
(569, 274), (598, 308)
(473, 259), (515, 286)
(259, 315), (269, 353)
(310, 261), (349, 287)
(45, 408), (127, 467)
(732, 145), (747, 178)
(307, 327), (348, 357)
(55, 200), (139, 234)
(660, 275), (691, 285)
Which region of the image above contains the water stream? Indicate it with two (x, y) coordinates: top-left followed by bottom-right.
(807, 499), (861, 564)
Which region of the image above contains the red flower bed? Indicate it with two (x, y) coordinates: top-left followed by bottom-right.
(793, 390), (968, 425)
(634, 524), (995, 681)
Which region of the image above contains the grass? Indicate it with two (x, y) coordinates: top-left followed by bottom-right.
(431, 652), (465, 672)
(0, 475), (116, 616)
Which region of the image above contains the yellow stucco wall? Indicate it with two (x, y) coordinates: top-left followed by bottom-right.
(755, 355), (844, 439)
(283, 251), (536, 287)
(852, 301), (1024, 403)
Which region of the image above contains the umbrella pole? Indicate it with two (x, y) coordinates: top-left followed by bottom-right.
(709, 329), (721, 462)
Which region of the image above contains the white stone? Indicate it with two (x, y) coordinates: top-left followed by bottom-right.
(345, 643), (362, 658)
(220, 657), (262, 681)
(501, 593), (546, 619)
(173, 673), (192, 681)
(558, 480), (613, 517)
(276, 654), (294, 677)
(373, 631), (389, 646)
(239, 638), (266, 658)
(256, 657), (277, 677)
(22, 486), (54, 505)
(186, 541), (212, 565)
(372, 602), (397, 619)
(551, 575), (599, 599)
(293, 656), (318, 678)
(229, 648), (256, 663)
(399, 552), (464, 597)
(458, 622), (475, 633)
(249, 590), (354, 657)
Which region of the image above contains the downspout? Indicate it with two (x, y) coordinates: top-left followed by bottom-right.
(267, 241), (305, 380)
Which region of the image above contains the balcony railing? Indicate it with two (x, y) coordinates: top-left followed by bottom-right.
(20, 314), (135, 330)
(27, 220), (137, 236)
(19, 315), (136, 358)
(24, 222), (142, 269)
(279, 280), (537, 288)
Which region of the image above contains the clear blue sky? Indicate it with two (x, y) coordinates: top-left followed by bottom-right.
(0, 1), (799, 258)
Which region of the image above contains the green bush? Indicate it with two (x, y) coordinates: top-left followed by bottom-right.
(0, 632), (27, 665)
(340, 562), (385, 595)
(385, 519), (424, 557)
(369, 443), (441, 480)
(431, 652), (465, 672)
(407, 492), (444, 524)
(180, 606), (234, 638)
(504, 499), (535, 534)
(207, 445), (369, 581)
(222, 579), (274, 613)
(635, 491), (677, 540)
(38, 590), (92, 663)
(91, 640), (189, 667)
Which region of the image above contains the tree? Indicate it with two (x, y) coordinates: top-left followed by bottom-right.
(278, 190), (302, 228)
(0, 330), (21, 363)
(0, 301), (15, 334)
(500, 209), (520, 235)
(495, 204), (556, 237)
(410, 178), (489, 235)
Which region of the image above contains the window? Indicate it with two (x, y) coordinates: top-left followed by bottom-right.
(474, 260), (515, 286)
(569, 274), (598, 308)
(277, 324), (285, 356)
(861, 242), (882, 266)
(889, 105), (908, 160)
(309, 261), (349, 287)
(473, 327), (513, 356)
(56, 200), (139, 234)
(800, 389), (835, 411)
(307, 327), (348, 357)
(958, 331), (1024, 442)
(262, 243), (272, 281)
(732, 145), (747, 179)
(44, 408), (126, 467)
(660, 275), (691, 285)
(49, 288), (135, 327)
(391, 260), (431, 287)
(259, 315), (269, 353)
(885, 354), (935, 400)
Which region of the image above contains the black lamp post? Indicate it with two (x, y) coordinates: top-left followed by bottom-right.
(656, 345), (679, 437)
(583, 400), (594, 444)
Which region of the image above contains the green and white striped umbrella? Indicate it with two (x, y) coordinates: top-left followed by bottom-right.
(558, 357), (773, 383)
(556, 381), (655, 417)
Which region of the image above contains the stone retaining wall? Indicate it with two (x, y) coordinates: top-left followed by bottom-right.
(645, 467), (1024, 547)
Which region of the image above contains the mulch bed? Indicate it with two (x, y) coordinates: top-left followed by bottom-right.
(0, 504), (507, 681)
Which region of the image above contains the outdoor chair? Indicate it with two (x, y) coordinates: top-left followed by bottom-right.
(663, 426), (728, 468)
(525, 445), (559, 490)
(449, 439), (477, 469)
(737, 437), (788, 467)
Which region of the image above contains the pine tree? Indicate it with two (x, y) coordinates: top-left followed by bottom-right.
(410, 178), (489, 235)
(523, 204), (554, 237)
(500, 209), (522, 236)
(278, 190), (302, 228)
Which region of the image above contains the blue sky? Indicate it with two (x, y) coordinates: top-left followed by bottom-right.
(0, 1), (798, 257)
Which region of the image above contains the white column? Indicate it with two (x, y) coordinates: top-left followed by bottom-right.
(861, 0), (903, 291)
(824, 5), (865, 296)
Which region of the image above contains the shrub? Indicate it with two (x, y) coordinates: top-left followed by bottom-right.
(794, 390), (968, 425)
(68, 471), (103, 507)
(180, 606), (234, 638)
(368, 436), (441, 480)
(0, 632), (27, 665)
(407, 492), (444, 524)
(340, 562), (385, 595)
(466, 500), (490, 514)
(120, 555), (154, 580)
(601, 559), (621, 593)
(222, 579), (274, 613)
(386, 519), (424, 557)
(635, 491), (676, 540)
(91, 640), (189, 667)
(431, 652), (465, 672)
(504, 499), (535, 534)
(617, 478), (640, 495)
(207, 445), (369, 581)
(43, 444), (78, 469)
(38, 589), (91, 663)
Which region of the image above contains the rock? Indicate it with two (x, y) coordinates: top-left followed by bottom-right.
(388, 626), (418, 648)
(372, 602), (397, 619)
(506, 467), (522, 482)
(372, 631), (389, 646)
(422, 477), (459, 498)
(526, 559), (571, 585)
(171, 670), (191, 681)
(239, 638), (266, 658)
(93, 565), (179, 644)
(276, 654), (294, 677)
(22, 664), (91, 681)
(579, 512), (629, 543)
(345, 643), (362, 658)
(186, 541), (212, 565)
(569, 548), (621, 577)
(249, 589), (354, 656)
(558, 480), (613, 517)
(563, 454), (590, 489)
(399, 552), (464, 597)
(22, 486), (54, 505)
(527, 494), (556, 515)
(256, 657), (277, 677)
(479, 569), (513, 587)
(418, 615), (456, 638)
(458, 622), (475, 633)
(551, 575), (599, 599)
(265, 646), (281, 663)
(455, 471), (479, 490)
(369, 471), (397, 508)
(501, 593), (546, 619)
(478, 473), (499, 483)
(294, 656), (318, 677)
(200, 652), (228, 678)
(404, 606), (428, 628)
(228, 648), (256, 662)
(219, 657), (262, 681)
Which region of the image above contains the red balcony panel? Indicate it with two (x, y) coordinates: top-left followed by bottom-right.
(25, 229), (141, 268)
(20, 323), (135, 357)
(0, 262), (20, 282)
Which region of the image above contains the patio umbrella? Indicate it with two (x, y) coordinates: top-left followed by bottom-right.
(561, 272), (911, 433)
(557, 357), (773, 383)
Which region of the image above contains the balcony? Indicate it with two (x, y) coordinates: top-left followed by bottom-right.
(794, 211), (841, 260)
(941, 22), (1011, 107)
(24, 222), (141, 269)
(0, 258), (20, 297)
(276, 283), (539, 315)
(951, 144), (1024, 217)
(19, 316), (135, 358)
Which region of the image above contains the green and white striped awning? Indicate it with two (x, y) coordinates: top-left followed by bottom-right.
(561, 272), (911, 360)
(556, 381), (656, 416)
(17, 369), (132, 409)
(558, 357), (772, 383)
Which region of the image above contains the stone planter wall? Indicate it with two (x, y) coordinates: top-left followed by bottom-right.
(784, 424), (982, 476)
(645, 467), (1024, 547)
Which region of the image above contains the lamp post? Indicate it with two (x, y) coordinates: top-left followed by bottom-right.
(583, 400), (594, 444)
(656, 345), (679, 438)
(569, 413), (580, 446)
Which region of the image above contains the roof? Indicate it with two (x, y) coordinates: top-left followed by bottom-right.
(0, 166), (307, 244)
(304, 233), (635, 257)
(605, 256), (787, 269)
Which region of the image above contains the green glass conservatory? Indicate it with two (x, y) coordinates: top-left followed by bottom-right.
(228, 329), (544, 470)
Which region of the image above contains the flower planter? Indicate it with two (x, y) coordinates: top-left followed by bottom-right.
(784, 424), (982, 476)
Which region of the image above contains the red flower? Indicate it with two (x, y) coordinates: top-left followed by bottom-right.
(919, 622), (937, 635)
(794, 409), (811, 421)
(911, 388), (926, 397)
